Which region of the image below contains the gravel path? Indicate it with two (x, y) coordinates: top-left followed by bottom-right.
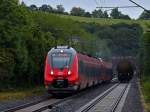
(121, 77), (144, 112)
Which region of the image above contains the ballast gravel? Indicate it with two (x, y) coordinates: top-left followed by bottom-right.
(121, 77), (144, 112)
(50, 83), (115, 112)
(0, 92), (50, 111)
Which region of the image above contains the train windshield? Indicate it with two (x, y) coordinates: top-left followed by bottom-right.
(51, 53), (71, 70)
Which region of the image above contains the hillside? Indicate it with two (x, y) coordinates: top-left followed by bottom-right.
(58, 14), (150, 31)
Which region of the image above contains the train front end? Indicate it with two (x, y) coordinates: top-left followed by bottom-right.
(44, 46), (79, 94)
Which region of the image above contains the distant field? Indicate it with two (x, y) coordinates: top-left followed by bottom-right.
(57, 14), (150, 31)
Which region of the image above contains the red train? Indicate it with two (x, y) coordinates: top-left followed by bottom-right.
(44, 46), (113, 94)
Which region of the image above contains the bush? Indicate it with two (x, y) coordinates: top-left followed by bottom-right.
(142, 31), (150, 75)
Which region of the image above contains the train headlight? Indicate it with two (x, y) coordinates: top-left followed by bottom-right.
(60, 50), (63, 53)
(50, 70), (54, 75)
(68, 70), (71, 75)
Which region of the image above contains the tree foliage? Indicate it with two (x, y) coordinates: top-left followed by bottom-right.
(28, 4), (38, 11)
(39, 4), (53, 12)
(142, 29), (150, 75)
(0, 0), (95, 89)
(56, 5), (65, 13)
(139, 11), (150, 20)
(70, 7), (85, 16)
(110, 8), (131, 20)
(92, 9), (109, 18)
(83, 23), (142, 57)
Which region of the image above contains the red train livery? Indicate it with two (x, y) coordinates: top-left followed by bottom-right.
(44, 46), (113, 94)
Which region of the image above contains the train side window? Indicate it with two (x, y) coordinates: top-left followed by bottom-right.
(78, 60), (81, 74)
(85, 64), (87, 76)
(78, 60), (84, 74)
(99, 68), (101, 76)
(92, 67), (94, 77)
(89, 66), (91, 76)
(85, 64), (89, 76)
(83, 62), (86, 75)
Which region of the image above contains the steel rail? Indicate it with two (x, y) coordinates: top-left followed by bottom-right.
(3, 95), (52, 112)
(76, 83), (129, 112)
(32, 83), (117, 112)
(76, 84), (119, 112)
(111, 84), (128, 112)
(3, 83), (117, 112)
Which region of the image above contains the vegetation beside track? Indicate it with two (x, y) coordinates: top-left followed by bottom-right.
(141, 78), (150, 112)
(58, 14), (150, 31)
(141, 29), (150, 112)
(0, 86), (45, 102)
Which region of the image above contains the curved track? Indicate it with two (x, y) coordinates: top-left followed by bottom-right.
(76, 83), (130, 112)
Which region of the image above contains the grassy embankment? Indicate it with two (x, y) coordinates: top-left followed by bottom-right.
(141, 77), (150, 112)
(141, 30), (150, 111)
(0, 86), (45, 102)
(58, 14), (150, 31)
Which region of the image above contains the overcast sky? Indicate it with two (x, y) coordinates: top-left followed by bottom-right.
(20, 0), (150, 19)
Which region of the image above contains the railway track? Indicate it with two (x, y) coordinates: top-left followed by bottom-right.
(2, 85), (106, 112)
(3, 81), (129, 112)
(3, 94), (75, 112)
(76, 83), (131, 112)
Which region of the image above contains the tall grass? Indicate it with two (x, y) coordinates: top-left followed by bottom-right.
(141, 76), (150, 111)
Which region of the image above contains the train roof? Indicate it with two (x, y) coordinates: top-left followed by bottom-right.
(48, 46), (112, 67)
(48, 46), (76, 55)
(77, 53), (101, 66)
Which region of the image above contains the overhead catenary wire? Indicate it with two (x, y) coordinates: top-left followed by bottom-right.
(95, 0), (150, 13)
(129, 0), (150, 13)
(96, 6), (139, 13)
(94, 0), (100, 6)
(96, 6), (139, 9)
(94, 0), (104, 10)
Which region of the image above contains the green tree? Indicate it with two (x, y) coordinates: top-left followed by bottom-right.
(110, 8), (121, 19)
(29, 4), (38, 11)
(56, 5), (65, 13)
(110, 8), (131, 19)
(92, 9), (104, 18)
(142, 30), (150, 75)
(84, 12), (91, 17)
(39, 4), (53, 12)
(0, 0), (31, 86)
(139, 11), (150, 20)
(103, 11), (109, 18)
(70, 7), (85, 16)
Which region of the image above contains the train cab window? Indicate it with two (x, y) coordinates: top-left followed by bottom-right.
(51, 53), (72, 70)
